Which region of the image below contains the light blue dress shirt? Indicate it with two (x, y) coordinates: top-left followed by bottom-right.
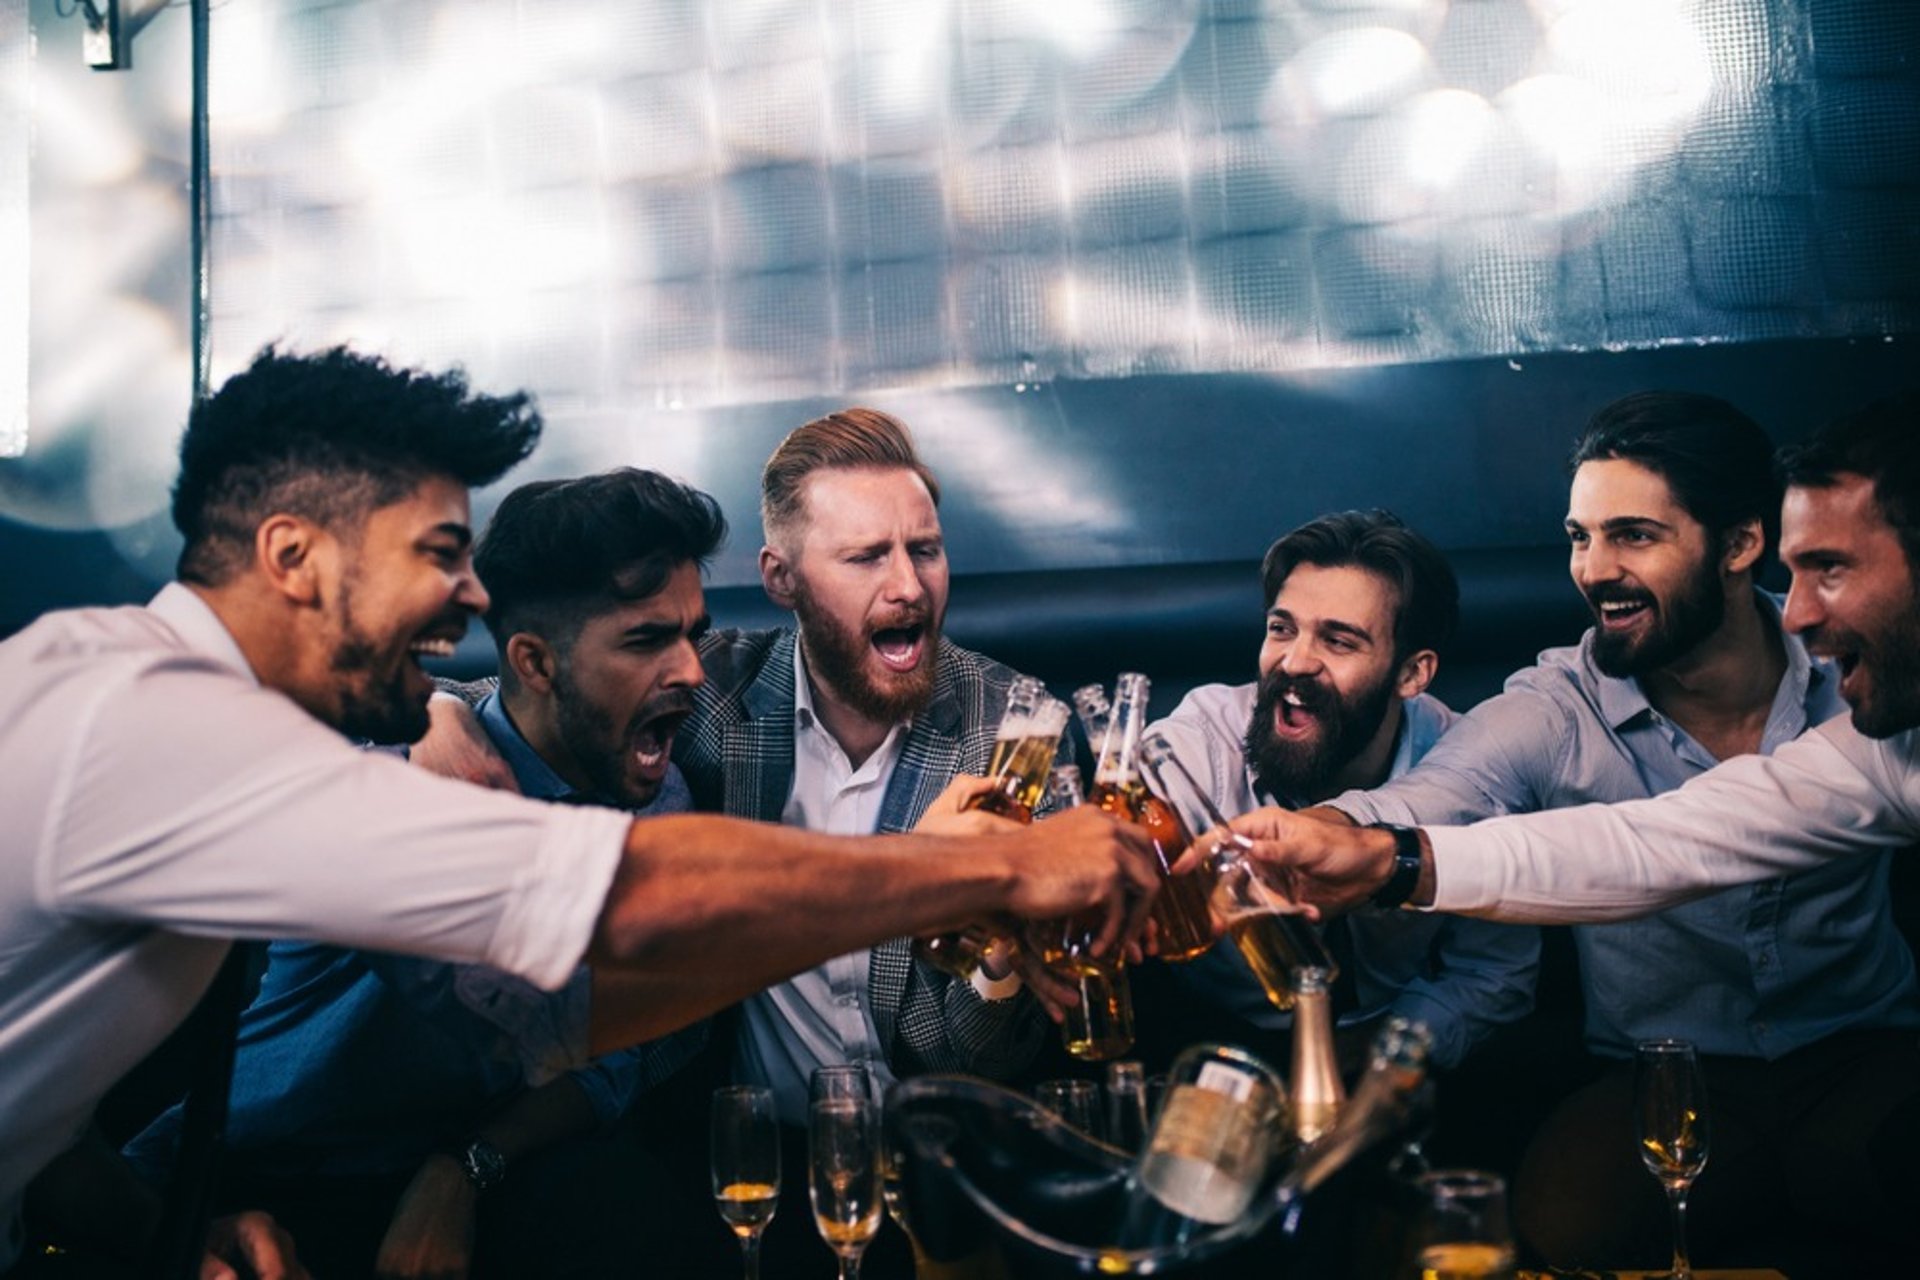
(1331, 593), (1920, 1059)
(1150, 685), (1539, 1070)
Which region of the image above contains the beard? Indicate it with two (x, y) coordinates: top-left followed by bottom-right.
(792, 577), (940, 727)
(550, 665), (694, 809)
(1813, 607), (1920, 739)
(1242, 663), (1398, 802)
(330, 581), (435, 745)
(1587, 557), (1726, 678)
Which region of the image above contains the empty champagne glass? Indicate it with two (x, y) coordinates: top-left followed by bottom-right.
(810, 1095), (884, 1280)
(1034, 1078), (1102, 1138)
(711, 1085), (780, 1280)
(1635, 1038), (1711, 1280)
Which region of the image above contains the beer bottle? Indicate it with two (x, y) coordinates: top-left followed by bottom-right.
(1138, 731), (1339, 1011)
(1021, 767), (1136, 1060)
(965, 695), (1070, 823)
(1087, 674), (1215, 963)
(1027, 766), (1106, 974)
(915, 685), (1066, 979)
(1288, 968), (1345, 1145)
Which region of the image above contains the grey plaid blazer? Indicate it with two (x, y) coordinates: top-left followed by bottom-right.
(675, 627), (1046, 1081)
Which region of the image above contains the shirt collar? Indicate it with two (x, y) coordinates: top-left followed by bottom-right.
(1586, 588), (1824, 731)
(474, 690), (578, 801)
(147, 583), (260, 686)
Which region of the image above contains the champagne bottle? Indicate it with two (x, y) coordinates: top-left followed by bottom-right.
(1288, 967), (1345, 1145)
(1118, 1043), (1288, 1249)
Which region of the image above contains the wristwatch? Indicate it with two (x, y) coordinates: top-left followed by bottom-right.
(1366, 823), (1424, 910)
(456, 1137), (509, 1192)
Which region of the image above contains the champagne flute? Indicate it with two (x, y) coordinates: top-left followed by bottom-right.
(811, 1063), (876, 1105)
(711, 1085), (780, 1280)
(1635, 1038), (1711, 1280)
(810, 1095), (885, 1280)
(1034, 1078), (1102, 1138)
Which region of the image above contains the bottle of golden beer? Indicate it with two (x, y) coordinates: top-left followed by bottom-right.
(1088, 673), (1215, 963)
(966, 695), (1070, 824)
(914, 683), (1066, 979)
(1288, 967), (1346, 1145)
(1137, 731), (1339, 1012)
(1023, 767), (1136, 1060)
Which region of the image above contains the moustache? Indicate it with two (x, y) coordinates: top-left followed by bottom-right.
(629, 688), (697, 733)
(868, 606), (932, 635)
(1260, 670), (1336, 719)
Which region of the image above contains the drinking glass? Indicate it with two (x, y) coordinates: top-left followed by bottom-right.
(1034, 1078), (1102, 1138)
(711, 1085), (780, 1280)
(1105, 1061), (1151, 1154)
(810, 1095), (884, 1280)
(1410, 1169), (1516, 1279)
(812, 1063), (876, 1104)
(1635, 1038), (1711, 1280)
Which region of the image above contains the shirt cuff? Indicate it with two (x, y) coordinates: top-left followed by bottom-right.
(970, 967), (1024, 1001)
(1425, 825), (1496, 913)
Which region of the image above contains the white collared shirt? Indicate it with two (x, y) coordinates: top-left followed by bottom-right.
(733, 643), (908, 1126)
(0, 586), (630, 1263)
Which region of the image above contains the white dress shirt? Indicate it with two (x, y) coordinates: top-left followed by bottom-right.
(0, 586), (630, 1263)
(1428, 716), (1920, 921)
(733, 645), (908, 1126)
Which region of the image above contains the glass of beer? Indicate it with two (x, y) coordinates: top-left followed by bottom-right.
(1410, 1170), (1516, 1280)
(711, 1085), (781, 1280)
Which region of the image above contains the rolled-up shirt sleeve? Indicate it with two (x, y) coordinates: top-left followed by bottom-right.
(1428, 717), (1920, 922)
(35, 654), (630, 990)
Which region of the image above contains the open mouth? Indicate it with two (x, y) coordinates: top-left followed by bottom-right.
(630, 704), (693, 779)
(1591, 595), (1653, 632)
(871, 622), (926, 674)
(1272, 686), (1323, 739)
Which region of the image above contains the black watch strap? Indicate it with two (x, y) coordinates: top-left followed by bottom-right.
(1367, 823), (1424, 910)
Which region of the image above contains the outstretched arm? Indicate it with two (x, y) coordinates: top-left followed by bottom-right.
(586, 806), (1159, 1047)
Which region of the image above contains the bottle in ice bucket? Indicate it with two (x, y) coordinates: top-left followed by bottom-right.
(1085, 674), (1215, 962)
(1120, 1043), (1288, 1249)
(913, 679), (1067, 979)
(1137, 730), (1340, 1011)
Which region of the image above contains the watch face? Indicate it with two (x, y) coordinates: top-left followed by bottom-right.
(463, 1140), (508, 1189)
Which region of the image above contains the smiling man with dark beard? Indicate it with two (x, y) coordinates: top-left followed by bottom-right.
(1146, 510), (1538, 1076)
